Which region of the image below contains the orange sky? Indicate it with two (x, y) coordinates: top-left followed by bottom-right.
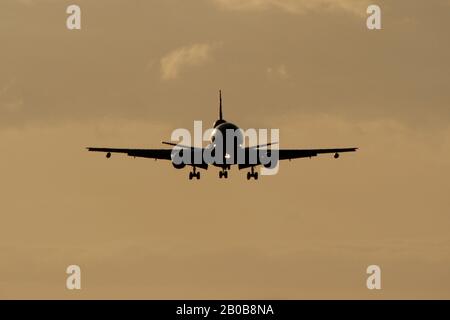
(0, 0), (449, 299)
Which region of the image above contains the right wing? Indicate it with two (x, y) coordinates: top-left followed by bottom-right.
(237, 146), (357, 169)
(278, 147), (358, 160)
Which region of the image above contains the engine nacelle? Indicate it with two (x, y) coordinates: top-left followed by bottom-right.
(260, 150), (279, 169)
(263, 160), (278, 169)
(171, 148), (186, 169)
(172, 162), (186, 169)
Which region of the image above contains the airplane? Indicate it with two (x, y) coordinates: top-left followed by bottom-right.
(87, 91), (357, 180)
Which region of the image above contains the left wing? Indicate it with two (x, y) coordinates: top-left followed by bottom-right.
(86, 146), (210, 169)
(86, 147), (172, 160)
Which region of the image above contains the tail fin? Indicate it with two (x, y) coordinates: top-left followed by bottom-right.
(219, 90), (223, 120)
(213, 90), (226, 128)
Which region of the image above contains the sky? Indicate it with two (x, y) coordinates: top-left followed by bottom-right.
(0, 0), (449, 299)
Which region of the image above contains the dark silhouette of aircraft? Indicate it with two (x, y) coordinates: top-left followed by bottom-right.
(87, 91), (357, 180)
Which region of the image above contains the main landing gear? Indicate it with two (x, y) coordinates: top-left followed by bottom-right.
(247, 166), (258, 180)
(189, 167), (200, 180)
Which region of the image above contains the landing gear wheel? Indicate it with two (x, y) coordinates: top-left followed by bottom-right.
(219, 170), (228, 179)
(247, 166), (258, 180)
(189, 167), (199, 180)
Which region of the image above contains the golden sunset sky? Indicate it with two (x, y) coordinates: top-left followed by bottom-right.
(0, 0), (449, 298)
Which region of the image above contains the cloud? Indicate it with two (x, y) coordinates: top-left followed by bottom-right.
(212, 0), (370, 15)
(0, 79), (16, 97)
(267, 64), (289, 79)
(0, 79), (23, 113)
(160, 43), (220, 80)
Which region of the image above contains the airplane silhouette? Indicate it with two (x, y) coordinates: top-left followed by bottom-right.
(87, 91), (357, 180)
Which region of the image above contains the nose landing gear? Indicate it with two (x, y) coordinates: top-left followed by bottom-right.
(247, 166), (258, 180)
(219, 170), (228, 179)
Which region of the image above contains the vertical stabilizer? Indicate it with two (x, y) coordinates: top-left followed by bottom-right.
(213, 90), (226, 127)
(219, 90), (223, 120)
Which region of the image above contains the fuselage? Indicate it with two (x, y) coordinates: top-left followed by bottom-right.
(209, 120), (244, 167)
